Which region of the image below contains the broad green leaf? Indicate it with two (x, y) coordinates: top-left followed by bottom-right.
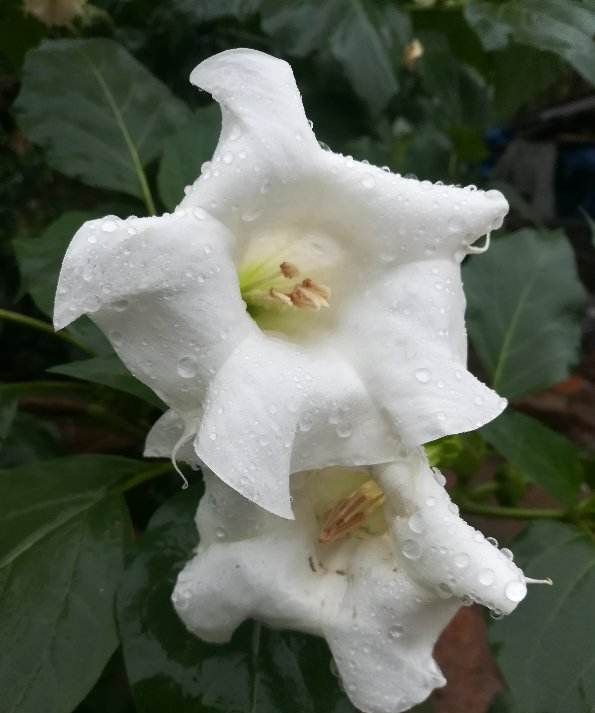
(157, 106), (220, 211)
(491, 44), (565, 121)
(15, 39), (192, 200)
(14, 211), (96, 317)
(117, 486), (358, 713)
(464, 229), (586, 398)
(0, 411), (62, 468)
(489, 521), (595, 713)
(261, 0), (411, 114)
(49, 354), (164, 408)
(0, 456), (167, 713)
(482, 410), (583, 504)
(418, 32), (490, 131)
(173, 0), (262, 22)
(465, 0), (595, 88)
(0, 395), (17, 448)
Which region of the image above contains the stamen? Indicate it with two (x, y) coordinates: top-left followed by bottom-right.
(319, 479), (385, 543)
(269, 288), (293, 306)
(280, 261), (299, 278)
(289, 279), (331, 310)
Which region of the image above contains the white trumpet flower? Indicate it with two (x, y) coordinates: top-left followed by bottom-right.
(166, 445), (533, 713)
(54, 48), (509, 518)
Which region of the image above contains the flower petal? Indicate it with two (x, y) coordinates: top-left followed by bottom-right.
(180, 49), (320, 225)
(144, 409), (198, 463)
(54, 210), (256, 415)
(195, 332), (397, 519)
(324, 539), (459, 713)
(376, 449), (527, 616)
(174, 469), (460, 713)
(319, 150), (509, 260)
(337, 258), (507, 445)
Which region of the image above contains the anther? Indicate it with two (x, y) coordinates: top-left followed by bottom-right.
(280, 261), (299, 279)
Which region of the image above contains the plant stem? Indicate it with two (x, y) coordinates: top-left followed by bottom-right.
(0, 308), (94, 354)
(461, 500), (567, 521)
(0, 380), (91, 395)
(112, 461), (175, 494)
(468, 481), (499, 501)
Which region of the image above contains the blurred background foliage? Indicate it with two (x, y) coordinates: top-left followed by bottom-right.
(1, 1), (595, 712)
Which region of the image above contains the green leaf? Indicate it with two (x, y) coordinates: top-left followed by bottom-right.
(49, 354), (164, 408)
(482, 410), (583, 504)
(0, 456), (166, 713)
(418, 32), (490, 131)
(489, 521), (595, 713)
(464, 229), (586, 398)
(464, 0), (595, 87)
(0, 411), (62, 468)
(262, 0), (411, 114)
(14, 211), (97, 317)
(157, 107), (220, 211)
(15, 39), (192, 202)
(491, 44), (565, 121)
(0, 395), (17, 449)
(117, 486), (358, 713)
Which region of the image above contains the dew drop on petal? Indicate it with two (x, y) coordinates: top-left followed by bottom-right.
(336, 422), (352, 438)
(361, 174), (376, 189)
(408, 512), (425, 534)
(241, 208), (263, 223)
(479, 568), (496, 586)
(102, 219), (118, 233)
(432, 468), (447, 487)
(402, 539), (422, 560)
(454, 552), (470, 569)
(487, 536), (499, 547)
(109, 330), (123, 346)
(415, 368), (432, 383)
(298, 415), (313, 432)
(215, 526), (227, 540)
(223, 152), (234, 164)
(388, 624), (403, 640)
(113, 299), (129, 312)
(177, 356), (198, 379)
(501, 547), (514, 561)
(505, 580), (527, 602)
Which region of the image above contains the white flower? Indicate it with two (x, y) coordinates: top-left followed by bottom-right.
(54, 48), (509, 518)
(167, 443), (530, 713)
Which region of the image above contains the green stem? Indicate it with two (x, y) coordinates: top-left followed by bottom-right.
(468, 481), (499, 501)
(461, 500), (567, 521)
(0, 380), (91, 395)
(83, 51), (156, 215)
(0, 309), (94, 354)
(112, 461), (175, 494)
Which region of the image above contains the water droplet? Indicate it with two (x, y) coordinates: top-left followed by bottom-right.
(408, 512), (425, 534)
(490, 609), (504, 620)
(336, 422), (352, 438)
(474, 395), (484, 406)
(209, 432), (217, 441)
(487, 536), (499, 547)
(361, 174), (376, 189)
(501, 548), (514, 561)
(505, 580), (526, 602)
(298, 415), (313, 432)
(113, 299), (128, 312)
(402, 539), (422, 560)
(388, 624), (403, 640)
(425, 496), (436, 508)
(109, 330), (123, 346)
(454, 553), (470, 569)
(223, 152), (234, 164)
(415, 368), (432, 383)
(260, 180), (271, 194)
(193, 208), (206, 220)
(215, 526), (227, 540)
(432, 469), (447, 487)
(241, 208), (263, 222)
(229, 126), (242, 141)
(177, 356), (198, 379)
(102, 219), (118, 233)
(479, 568), (496, 586)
